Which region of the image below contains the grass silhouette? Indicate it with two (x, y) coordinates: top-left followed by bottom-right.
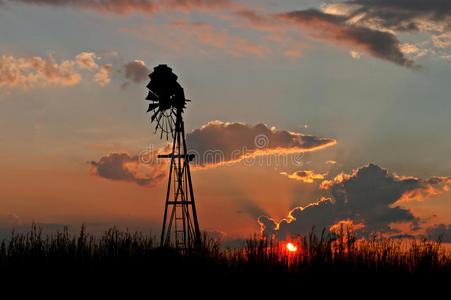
(1, 224), (449, 287)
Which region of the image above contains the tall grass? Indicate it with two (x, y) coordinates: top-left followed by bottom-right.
(0, 224), (449, 285)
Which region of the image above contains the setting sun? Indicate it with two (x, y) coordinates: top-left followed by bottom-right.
(286, 242), (298, 252)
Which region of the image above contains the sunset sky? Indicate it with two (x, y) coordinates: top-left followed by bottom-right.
(1, 0), (451, 244)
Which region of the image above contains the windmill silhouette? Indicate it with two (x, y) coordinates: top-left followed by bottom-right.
(145, 64), (201, 250)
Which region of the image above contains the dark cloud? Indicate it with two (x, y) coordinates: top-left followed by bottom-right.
(277, 9), (419, 69)
(425, 224), (451, 243)
(89, 151), (168, 187)
(186, 120), (336, 167)
(340, 0), (451, 32)
(259, 164), (451, 239)
(123, 60), (150, 83)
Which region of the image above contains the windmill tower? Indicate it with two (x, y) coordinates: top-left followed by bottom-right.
(145, 65), (201, 250)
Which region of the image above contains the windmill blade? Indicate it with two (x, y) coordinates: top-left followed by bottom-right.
(151, 109), (160, 122)
(157, 113), (164, 139)
(147, 103), (159, 112)
(155, 111), (164, 132)
(145, 91), (159, 101)
(166, 118), (171, 140)
(146, 81), (160, 94)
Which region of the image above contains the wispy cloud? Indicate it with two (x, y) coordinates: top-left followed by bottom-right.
(5, 0), (449, 66)
(1, 0), (242, 15)
(0, 51), (151, 88)
(0, 53), (81, 87)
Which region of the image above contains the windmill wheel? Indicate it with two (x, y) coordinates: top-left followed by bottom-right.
(145, 64), (186, 140)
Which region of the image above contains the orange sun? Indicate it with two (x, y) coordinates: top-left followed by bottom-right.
(286, 242), (298, 252)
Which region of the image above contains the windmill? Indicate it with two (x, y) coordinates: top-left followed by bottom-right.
(145, 64), (201, 250)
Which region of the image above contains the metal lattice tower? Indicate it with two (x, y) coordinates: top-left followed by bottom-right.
(145, 65), (201, 250)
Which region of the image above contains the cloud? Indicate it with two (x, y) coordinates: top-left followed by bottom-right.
(322, 1), (451, 61)
(90, 121), (336, 186)
(5, 1), (439, 66)
(432, 32), (451, 49)
(425, 224), (451, 243)
(280, 170), (327, 183)
(123, 60), (150, 83)
(5, 0), (158, 15)
(89, 149), (169, 187)
(186, 121), (336, 167)
(259, 164), (451, 240)
(328, 0), (451, 33)
(172, 20), (269, 57)
(75, 52), (99, 70)
(1, 51), (151, 88)
(3, 0), (240, 15)
(93, 64), (112, 86)
(0, 53), (81, 87)
(349, 50), (361, 59)
(276, 9), (419, 69)
(164, 0), (237, 11)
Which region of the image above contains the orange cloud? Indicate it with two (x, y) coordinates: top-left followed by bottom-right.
(75, 52), (99, 70)
(280, 170), (327, 183)
(4, 0), (242, 15)
(320, 172), (352, 190)
(1, 52), (153, 88)
(172, 21), (269, 57)
(0, 54), (81, 87)
(93, 64), (112, 86)
(395, 176), (451, 204)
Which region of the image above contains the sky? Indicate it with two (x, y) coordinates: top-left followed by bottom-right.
(1, 0), (451, 244)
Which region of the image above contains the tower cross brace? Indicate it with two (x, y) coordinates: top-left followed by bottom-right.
(158, 113), (201, 250)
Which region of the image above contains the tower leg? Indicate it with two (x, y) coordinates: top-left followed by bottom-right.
(159, 118), (201, 250)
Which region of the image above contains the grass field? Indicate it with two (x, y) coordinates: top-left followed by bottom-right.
(1, 224), (450, 288)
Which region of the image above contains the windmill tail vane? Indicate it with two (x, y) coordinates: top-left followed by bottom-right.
(145, 64), (201, 250)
